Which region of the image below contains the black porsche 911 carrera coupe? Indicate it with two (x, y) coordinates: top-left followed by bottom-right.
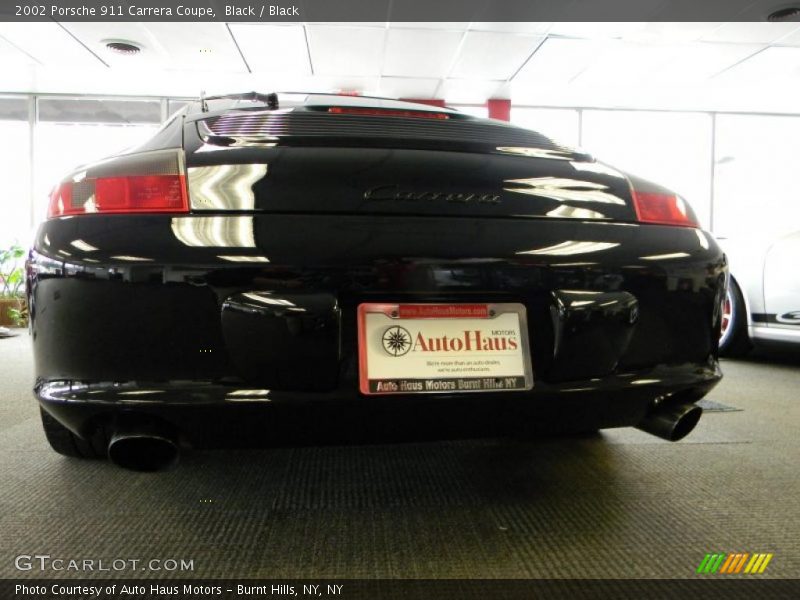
(28, 92), (727, 470)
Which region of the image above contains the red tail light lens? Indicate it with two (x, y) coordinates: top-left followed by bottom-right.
(632, 190), (699, 228)
(47, 150), (188, 218)
(327, 107), (450, 120)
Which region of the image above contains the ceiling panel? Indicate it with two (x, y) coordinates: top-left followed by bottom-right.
(229, 24), (311, 74)
(770, 27), (800, 47)
(142, 23), (245, 71)
(437, 79), (503, 103)
(450, 31), (544, 80)
(303, 75), (381, 95)
(714, 46), (800, 84)
(306, 25), (385, 76)
(569, 40), (764, 86)
(0, 23), (103, 68)
(390, 22), (469, 31)
(382, 28), (463, 78)
(621, 22), (723, 43)
(570, 41), (677, 86)
(701, 22), (800, 44)
(548, 22), (649, 39)
(0, 35), (38, 68)
(378, 76), (440, 99)
(513, 37), (611, 85)
(469, 22), (552, 34)
(651, 42), (764, 84)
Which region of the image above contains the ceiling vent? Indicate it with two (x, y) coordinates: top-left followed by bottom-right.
(767, 6), (800, 21)
(104, 40), (142, 55)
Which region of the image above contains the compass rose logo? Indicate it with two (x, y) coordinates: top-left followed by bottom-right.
(382, 326), (412, 357)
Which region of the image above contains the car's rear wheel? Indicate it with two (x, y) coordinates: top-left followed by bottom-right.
(719, 277), (751, 357)
(40, 408), (107, 459)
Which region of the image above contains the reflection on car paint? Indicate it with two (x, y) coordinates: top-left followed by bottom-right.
(171, 216), (256, 248)
(503, 176), (626, 205)
(187, 164), (267, 210)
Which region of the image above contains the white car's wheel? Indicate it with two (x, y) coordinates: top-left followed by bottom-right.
(719, 277), (751, 357)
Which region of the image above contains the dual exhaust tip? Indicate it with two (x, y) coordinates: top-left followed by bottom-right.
(104, 400), (702, 472)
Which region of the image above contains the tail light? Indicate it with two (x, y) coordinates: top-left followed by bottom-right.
(327, 107), (450, 120)
(48, 150), (188, 218)
(631, 189), (699, 228)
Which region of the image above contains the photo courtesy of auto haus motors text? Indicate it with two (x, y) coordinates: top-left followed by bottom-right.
(14, 583), (344, 598)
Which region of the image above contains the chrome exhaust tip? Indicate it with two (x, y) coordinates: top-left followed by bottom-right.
(107, 419), (179, 471)
(635, 401), (703, 442)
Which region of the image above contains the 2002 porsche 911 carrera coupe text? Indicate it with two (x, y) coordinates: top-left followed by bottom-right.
(27, 93), (727, 470)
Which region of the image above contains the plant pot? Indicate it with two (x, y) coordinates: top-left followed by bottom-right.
(0, 297), (25, 328)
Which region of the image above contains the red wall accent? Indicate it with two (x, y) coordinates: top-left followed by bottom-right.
(400, 98), (446, 107)
(487, 99), (511, 121)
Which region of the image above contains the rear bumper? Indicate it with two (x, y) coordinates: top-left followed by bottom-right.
(28, 213), (726, 440)
(38, 362), (720, 446)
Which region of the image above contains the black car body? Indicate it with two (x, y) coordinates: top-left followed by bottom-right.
(28, 93), (726, 469)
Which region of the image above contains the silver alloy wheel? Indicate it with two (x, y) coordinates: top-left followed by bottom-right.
(719, 287), (735, 348)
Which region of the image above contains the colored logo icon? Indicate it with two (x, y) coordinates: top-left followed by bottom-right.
(696, 552), (773, 574)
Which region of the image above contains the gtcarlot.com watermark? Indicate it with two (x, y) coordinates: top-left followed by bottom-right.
(15, 554), (195, 572)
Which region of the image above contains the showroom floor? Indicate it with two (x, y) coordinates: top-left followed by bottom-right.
(1, 333), (798, 580)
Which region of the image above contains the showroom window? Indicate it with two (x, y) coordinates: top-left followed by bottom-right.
(713, 114), (800, 240)
(168, 99), (190, 117)
(33, 98), (161, 223)
(581, 110), (713, 228)
(0, 98), (32, 249)
(510, 107), (580, 148)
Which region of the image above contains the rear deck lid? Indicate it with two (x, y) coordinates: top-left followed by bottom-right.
(185, 104), (637, 221)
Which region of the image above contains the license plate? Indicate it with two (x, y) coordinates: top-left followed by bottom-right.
(357, 303), (533, 395)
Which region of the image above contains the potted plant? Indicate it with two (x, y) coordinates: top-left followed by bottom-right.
(0, 243), (28, 328)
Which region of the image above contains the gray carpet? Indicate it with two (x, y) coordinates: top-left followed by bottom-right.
(697, 398), (742, 412)
(1, 333), (798, 580)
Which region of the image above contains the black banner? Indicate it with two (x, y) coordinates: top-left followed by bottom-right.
(5, 579), (800, 600)
(0, 0), (789, 22)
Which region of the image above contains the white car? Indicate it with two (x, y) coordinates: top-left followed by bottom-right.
(719, 231), (800, 355)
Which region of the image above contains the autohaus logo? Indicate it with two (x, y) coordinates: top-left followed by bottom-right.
(382, 327), (519, 357)
(382, 326), (412, 356)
